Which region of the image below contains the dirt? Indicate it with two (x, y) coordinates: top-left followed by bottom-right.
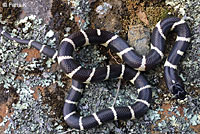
(21, 48), (41, 62)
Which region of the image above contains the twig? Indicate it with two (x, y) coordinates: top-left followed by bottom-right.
(108, 49), (121, 64)
(112, 79), (121, 107)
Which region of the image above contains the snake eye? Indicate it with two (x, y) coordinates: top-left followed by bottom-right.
(170, 83), (187, 100)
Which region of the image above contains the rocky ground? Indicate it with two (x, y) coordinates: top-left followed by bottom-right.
(0, 0), (199, 134)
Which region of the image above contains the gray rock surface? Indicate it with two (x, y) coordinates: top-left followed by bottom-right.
(128, 24), (150, 55)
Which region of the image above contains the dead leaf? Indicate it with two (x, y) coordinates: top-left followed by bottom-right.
(22, 48), (40, 62)
(136, 7), (149, 25)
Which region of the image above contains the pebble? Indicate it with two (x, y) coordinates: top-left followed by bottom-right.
(128, 24), (150, 55)
(45, 30), (54, 38)
(96, 2), (112, 17)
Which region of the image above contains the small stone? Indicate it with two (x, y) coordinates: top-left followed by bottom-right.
(114, 128), (121, 133)
(128, 24), (150, 55)
(45, 30), (54, 38)
(48, 83), (57, 94)
(28, 15), (36, 20)
(96, 2), (112, 16)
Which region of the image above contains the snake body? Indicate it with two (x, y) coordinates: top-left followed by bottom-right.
(0, 17), (191, 130)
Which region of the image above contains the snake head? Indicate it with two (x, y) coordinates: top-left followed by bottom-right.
(170, 83), (187, 100)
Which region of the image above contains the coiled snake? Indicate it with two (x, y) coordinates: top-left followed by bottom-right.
(0, 17), (191, 130)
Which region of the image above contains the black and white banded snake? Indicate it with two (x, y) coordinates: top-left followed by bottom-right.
(0, 17), (191, 130)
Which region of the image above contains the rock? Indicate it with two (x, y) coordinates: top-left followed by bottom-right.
(45, 30), (54, 38)
(96, 2), (112, 18)
(128, 24), (150, 55)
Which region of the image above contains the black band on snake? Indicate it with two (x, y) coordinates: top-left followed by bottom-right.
(0, 17), (191, 130)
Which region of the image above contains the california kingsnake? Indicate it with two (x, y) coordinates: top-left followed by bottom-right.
(0, 17), (191, 130)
